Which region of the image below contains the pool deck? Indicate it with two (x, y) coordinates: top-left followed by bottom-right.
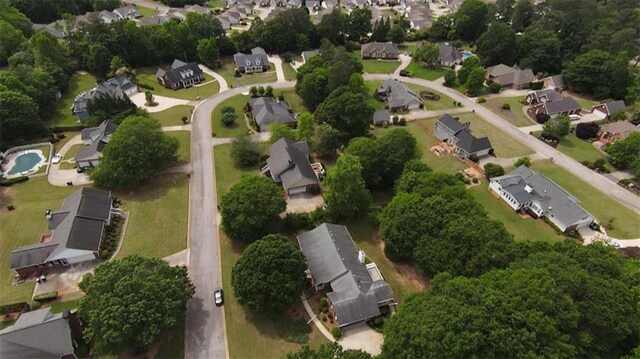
(2, 148), (48, 179)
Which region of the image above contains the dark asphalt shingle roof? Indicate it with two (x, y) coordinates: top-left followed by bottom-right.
(266, 138), (318, 191)
(604, 100), (626, 114)
(373, 109), (390, 125)
(544, 96), (581, 115)
(158, 60), (203, 84)
(455, 129), (492, 154)
(76, 121), (116, 162)
(249, 97), (297, 128)
(437, 114), (466, 133)
(0, 308), (75, 358)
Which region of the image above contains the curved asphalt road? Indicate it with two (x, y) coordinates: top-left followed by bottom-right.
(185, 81), (295, 359)
(363, 74), (640, 214)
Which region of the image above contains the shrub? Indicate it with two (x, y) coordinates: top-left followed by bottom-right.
(33, 291), (58, 302)
(488, 82), (502, 94)
(1, 176), (29, 187)
(57, 133), (66, 139)
(221, 112), (236, 127)
(222, 106), (235, 114)
(575, 122), (600, 139)
(501, 103), (511, 110)
(320, 297), (329, 308)
(444, 71), (456, 87)
(476, 97), (486, 103)
(514, 156), (532, 167)
(536, 113), (550, 124)
(397, 117), (406, 126)
(0, 302), (28, 315)
(472, 177), (479, 184)
(231, 136), (260, 167)
(321, 306), (329, 313)
(483, 163), (505, 179)
(529, 81), (544, 90)
(331, 327), (342, 339)
(27, 301), (40, 311)
(283, 212), (314, 233)
(181, 116), (189, 124)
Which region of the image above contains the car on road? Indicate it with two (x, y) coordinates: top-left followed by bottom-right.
(52, 154), (62, 164)
(214, 288), (224, 306)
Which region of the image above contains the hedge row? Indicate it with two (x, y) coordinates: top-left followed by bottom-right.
(33, 291), (58, 302)
(1, 176), (29, 187)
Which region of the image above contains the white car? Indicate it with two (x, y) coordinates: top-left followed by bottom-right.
(52, 154), (62, 164)
(214, 288), (224, 306)
(568, 114), (581, 121)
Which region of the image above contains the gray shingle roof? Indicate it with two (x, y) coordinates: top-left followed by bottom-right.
(487, 64), (534, 87)
(157, 60), (203, 85)
(0, 308), (75, 358)
(266, 138), (319, 191)
(437, 113), (466, 133)
(380, 79), (422, 109)
(297, 224), (394, 326)
(361, 42), (399, 57)
(76, 121), (117, 162)
(544, 96), (581, 115)
(604, 100), (626, 114)
(438, 43), (461, 64)
(249, 97), (297, 128)
(454, 129), (492, 154)
(234, 47), (269, 69)
(373, 109), (390, 125)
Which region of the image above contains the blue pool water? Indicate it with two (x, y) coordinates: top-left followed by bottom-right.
(461, 51), (473, 59)
(8, 152), (41, 175)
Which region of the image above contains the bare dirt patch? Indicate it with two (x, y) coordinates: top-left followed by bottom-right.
(0, 187), (16, 212)
(373, 232), (428, 291)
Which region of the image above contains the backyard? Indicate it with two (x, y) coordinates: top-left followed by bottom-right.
(547, 132), (608, 165)
(483, 96), (535, 127)
(151, 105), (194, 127)
(278, 88), (308, 114)
(136, 5), (157, 17)
(217, 58), (278, 88)
(530, 161), (640, 239)
(211, 94), (251, 138)
(136, 67), (219, 100)
(47, 72), (98, 127)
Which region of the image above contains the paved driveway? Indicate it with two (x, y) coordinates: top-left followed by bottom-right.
(47, 134), (92, 186)
(129, 92), (191, 113)
(339, 322), (383, 356)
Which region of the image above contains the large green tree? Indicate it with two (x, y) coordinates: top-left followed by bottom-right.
(606, 132), (640, 176)
(0, 89), (44, 148)
(454, 0), (489, 41)
(314, 86), (374, 139)
(541, 115), (571, 140)
(313, 123), (342, 158)
(297, 112), (315, 142)
(323, 154), (371, 221)
(78, 256), (194, 355)
(347, 8), (372, 41)
(563, 50), (631, 99)
(29, 30), (67, 68)
(221, 175), (286, 242)
(413, 43), (439, 67)
(0, 19), (26, 65)
(379, 192), (432, 261)
(287, 343), (372, 359)
(510, 0), (535, 32)
(517, 26), (562, 74)
(90, 116), (178, 188)
(197, 37), (220, 69)
(476, 22), (517, 66)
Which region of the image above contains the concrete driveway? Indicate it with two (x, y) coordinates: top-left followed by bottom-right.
(286, 193), (324, 213)
(339, 322), (383, 356)
(268, 55), (286, 82)
(48, 134), (92, 187)
(33, 259), (100, 297)
(129, 92), (191, 113)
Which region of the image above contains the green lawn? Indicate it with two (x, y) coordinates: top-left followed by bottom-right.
(568, 95), (598, 110)
(405, 61), (450, 81)
(48, 298), (82, 313)
(282, 62), (297, 82)
(213, 144), (329, 358)
(136, 67), (219, 100)
(364, 80), (386, 110)
(166, 131), (191, 164)
(398, 42), (420, 56)
(62, 144), (83, 161)
(53, 131), (80, 154)
(151, 105), (194, 127)
(469, 180), (567, 243)
(405, 83), (457, 111)
(48, 72), (98, 127)
(554, 133), (608, 164)
(453, 113), (534, 157)
(115, 174), (189, 259)
(0, 320), (15, 330)
(136, 5), (157, 17)
(362, 59), (401, 74)
(208, 0), (225, 7)
(483, 96), (535, 127)
(217, 58), (278, 88)
(211, 94), (251, 138)
(278, 88), (308, 114)
(530, 161), (640, 239)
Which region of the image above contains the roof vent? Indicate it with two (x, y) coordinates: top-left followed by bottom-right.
(524, 185), (533, 193)
(548, 206), (552, 210)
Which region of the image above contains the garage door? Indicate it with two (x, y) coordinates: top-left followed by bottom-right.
(288, 187), (307, 196)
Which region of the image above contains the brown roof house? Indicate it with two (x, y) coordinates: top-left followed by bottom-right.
(261, 138), (321, 196)
(9, 188), (114, 278)
(361, 42), (400, 60)
(297, 224), (395, 327)
(592, 100), (627, 120)
(598, 121), (639, 145)
(486, 64), (534, 89)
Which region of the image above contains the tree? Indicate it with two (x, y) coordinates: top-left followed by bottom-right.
(495, 0), (515, 21)
(269, 123), (296, 144)
(563, 50), (631, 100)
(323, 154), (371, 221)
(78, 256), (194, 355)
(457, 56), (481, 85)
(517, 27), (562, 74)
(144, 91), (154, 105)
(379, 192), (432, 261)
(232, 234), (307, 312)
(0, 90), (44, 148)
(297, 67), (330, 111)
(606, 132), (640, 176)
(514, 156), (531, 167)
(464, 67), (485, 96)
(347, 8), (372, 41)
(476, 22), (517, 66)
(483, 163), (505, 179)
(231, 136), (261, 167)
(287, 343), (372, 359)
(0, 20), (26, 65)
(313, 123), (342, 158)
(297, 112), (315, 142)
(541, 115), (571, 140)
(510, 0), (535, 33)
(197, 37), (220, 69)
(314, 87), (374, 139)
(414, 43), (439, 67)
(454, 0), (489, 41)
(90, 116), (178, 188)
(317, 9), (347, 44)
(443, 71), (456, 86)
(221, 175), (286, 242)
(575, 122), (600, 140)
(370, 18), (391, 42)
(0, 5), (33, 37)
(387, 24), (405, 44)
(29, 30), (67, 68)
(430, 14), (455, 41)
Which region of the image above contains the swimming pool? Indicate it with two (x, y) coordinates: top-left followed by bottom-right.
(461, 51), (473, 59)
(7, 151), (44, 175)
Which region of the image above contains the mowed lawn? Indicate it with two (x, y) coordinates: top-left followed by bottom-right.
(48, 72), (98, 127)
(211, 94), (251, 138)
(278, 88), (308, 114)
(405, 83), (457, 111)
(484, 96), (535, 127)
(554, 133), (608, 164)
(151, 105), (194, 127)
(166, 131), (191, 164)
(136, 5), (157, 17)
(217, 58), (278, 88)
(213, 144), (329, 358)
(62, 144), (83, 161)
(405, 61), (450, 81)
(530, 161), (640, 239)
(282, 62), (297, 81)
(136, 67), (219, 100)
(362, 59), (401, 74)
(453, 112), (533, 157)
(115, 174), (189, 259)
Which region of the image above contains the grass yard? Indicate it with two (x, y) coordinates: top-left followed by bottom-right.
(151, 105), (194, 127)
(364, 80), (386, 110)
(405, 83), (457, 111)
(136, 67), (219, 100)
(217, 58), (278, 88)
(156, 317), (185, 359)
(453, 113), (533, 157)
(362, 59), (401, 74)
(282, 62), (297, 81)
(136, 5), (157, 17)
(568, 94), (598, 110)
(0, 177), (79, 305)
(405, 61), (450, 81)
(166, 131), (191, 164)
(211, 94), (251, 138)
(0, 320), (15, 330)
(48, 72), (98, 127)
(530, 161), (640, 239)
(214, 144), (267, 197)
(484, 96), (535, 127)
(115, 174), (189, 259)
(53, 131), (81, 154)
(553, 133), (608, 164)
(59, 162), (76, 170)
(469, 180), (567, 243)
(62, 144), (83, 161)
(208, 0), (225, 7)
(398, 42), (420, 55)
(278, 88), (308, 114)
(48, 298), (82, 313)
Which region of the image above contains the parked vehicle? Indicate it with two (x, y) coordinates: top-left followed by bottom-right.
(214, 288), (224, 306)
(52, 154), (62, 164)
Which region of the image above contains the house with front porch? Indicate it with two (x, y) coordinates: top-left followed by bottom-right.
(233, 47), (269, 74)
(533, 96), (581, 119)
(435, 114), (493, 158)
(486, 64), (534, 89)
(156, 59), (205, 89)
(361, 42), (400, 60)
(297, 224), (395, 327)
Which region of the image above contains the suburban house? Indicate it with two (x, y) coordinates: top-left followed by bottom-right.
(486, 64), (534, 89)
(438, 43), (462, 67)
(98, 10), (117, 23)
(543, 74), (565, 91)
(533, 96), (581, 118)
(301, 50), (320, 63)
(361, 42), (400, 60)
(9, 188), (114, 278)
(435, 114), (493, 158)
(248, 97), (297, 131)
(490, 165), (594, 232)
(598, 121), (639, 145)
(323, 0), (339, 9)
(156, 59), (204, 89)
(525, 88), (563, 105)
(306, 0), (322, 12)
(261, 138), (321, 196)
(297, 224), (395, 327)
(165, 8), (188, 21)
(233, 47), (269, 74)
(185, 4), (212, 14)
(376, 79), (423, 111)
(32, 22), (67, 38)
(373, 109), (391, 126)
(592, 100), (627, 120)
(71, 75), (137, 122)
(112, 5), (141, 20)
(75, 121), (117, 169)
(406, 1), (432, 30)
(138, 15), (172, 26)
(0, 308), (83, 359)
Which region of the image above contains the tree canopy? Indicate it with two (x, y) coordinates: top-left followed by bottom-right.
(323, 154), (371, 221)
(606, 132), (640, 176)
(476, 22), (517, 67)
(314, 86), (374, 140)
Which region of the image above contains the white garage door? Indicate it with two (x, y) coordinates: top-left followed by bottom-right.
(593, 109), (607, 120)
(288, 187), (307, 196)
